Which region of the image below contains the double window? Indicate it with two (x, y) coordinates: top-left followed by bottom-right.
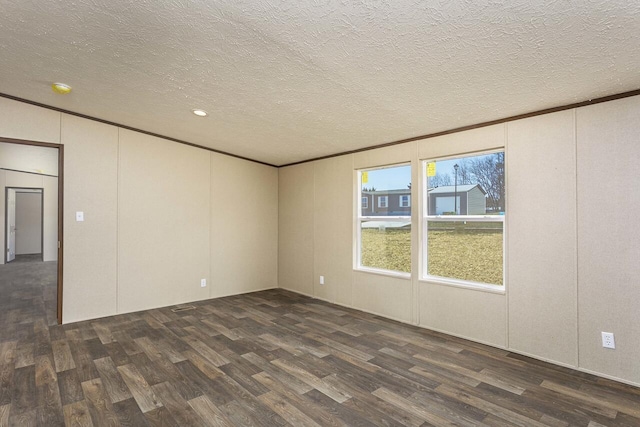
(355, 150), (505, 288)
(357, 164), (411, 274)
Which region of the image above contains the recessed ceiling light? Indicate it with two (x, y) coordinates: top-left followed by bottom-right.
(51, 82), (72, 94)
(192, 109), (208, 117)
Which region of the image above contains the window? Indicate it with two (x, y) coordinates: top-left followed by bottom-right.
(399, 195), (411, 207)
(422, 151), (505, 287)
(357, 164), (411, 274)
(361, 196), (369, 209)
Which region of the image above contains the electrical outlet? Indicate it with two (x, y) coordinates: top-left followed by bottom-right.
(200, 279), (207, 288)
(319, 276), (325, 285)
(601, 332), (615, 349)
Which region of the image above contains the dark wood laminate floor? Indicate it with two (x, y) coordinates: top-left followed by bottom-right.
(0, 264), (639, 426)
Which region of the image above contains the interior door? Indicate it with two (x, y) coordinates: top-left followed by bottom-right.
(7, 188), (16, 262)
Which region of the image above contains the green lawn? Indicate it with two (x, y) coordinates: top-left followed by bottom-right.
(361, 227), (503, 285)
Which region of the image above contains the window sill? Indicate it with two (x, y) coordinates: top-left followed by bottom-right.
(354, 267), (411, 280)
(419, 276), (505, 294)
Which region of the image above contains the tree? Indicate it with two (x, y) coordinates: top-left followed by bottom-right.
(455, 159), (473, 185)
(468, 153), (505, 212)
(428, 172), (451, 188)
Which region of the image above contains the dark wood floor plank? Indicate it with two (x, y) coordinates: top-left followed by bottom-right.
(57, 369), (85, 406)
(0, 404), (9, 426)
(51, 340), (76, 373)
(117, 363), (163, 413)
(187, 395), (235, 427)
(303, 388), (377, 427)
(102, 342), (131, 367)
(34, 354), (57, 387)
(8, 409), (37, 427)
(62, 400), (94, 427)
(66, 336), (100, 383)
(80, 378), (120, 427)
(112, 397), (151, 427)
(259, 390), (323, 427)
(150, 381), (203, 426)
(93, 356), (133, 404)
(372, 386), (463, 426)
(36, 380), (65, 426)
(0, 363), (14, 406)
(435, 383), (549, 427)
(2, 261), (640, 427)
(143, 406), (179, 427)
(10, 365), (36, 416)
(271, 357), (352, 403)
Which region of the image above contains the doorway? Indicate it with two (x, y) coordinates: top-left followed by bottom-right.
(6, 187), (44, 263)
(0, 138), (63, 324)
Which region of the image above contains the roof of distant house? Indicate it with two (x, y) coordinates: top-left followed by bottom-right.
(362, 189), (411, 194)
(428, 184), (486, 194)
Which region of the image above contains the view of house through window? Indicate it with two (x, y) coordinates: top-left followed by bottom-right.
(358, 164), (411, 273)
(423, 151), (505, 286)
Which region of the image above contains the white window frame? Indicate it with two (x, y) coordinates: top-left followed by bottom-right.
(378, 195), (388, 208)
(361, 196), (368, 209)
(420, 154), (505, 291)
(399, 195), (411, 208)
(356, 164), (411, 278)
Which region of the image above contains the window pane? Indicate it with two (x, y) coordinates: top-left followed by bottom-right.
(427, 220), (503, 285)
(426, 152), (504, 215)
(361, 221), (411, 273)
(361, 165), (411, 216)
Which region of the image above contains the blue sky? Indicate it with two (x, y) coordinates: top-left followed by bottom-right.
(361, 153), (496, 191)
(362, 164), (411, 191)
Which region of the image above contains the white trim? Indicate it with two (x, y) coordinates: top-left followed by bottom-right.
(426, 215), (504, 222)
(420, 277), (505, 294)
(377, 195), (388, 208)
(399, 194), (411, 207)
(361, 196), (368, 209)
(353, 267), (411, 280)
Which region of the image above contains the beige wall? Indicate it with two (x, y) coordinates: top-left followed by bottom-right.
(15, 191), (42, 255)
(0, 169), (58, 264)
(576, 96), (640, 386)
(43, 176), (58, 262)
(0, 171), (4, 262)
(278, 163), (315, 296)
(0, 97), (279, 324)
(0, 142), (58, 175)
(210, 153), (278, 298)
(278, 95), (640, 387)
(507, 110), (578, 366)
(313, 155), (353, 306)
(118, 130), (211, 313)
(61, 114), (118, 322)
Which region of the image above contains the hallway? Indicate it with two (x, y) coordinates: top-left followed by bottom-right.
(0, 256), (58, 332)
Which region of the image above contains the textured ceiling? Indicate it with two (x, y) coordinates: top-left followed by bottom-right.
(1, 0), (639, 166)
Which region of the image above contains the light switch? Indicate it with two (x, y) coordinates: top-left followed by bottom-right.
(76, 211), (84, 222)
